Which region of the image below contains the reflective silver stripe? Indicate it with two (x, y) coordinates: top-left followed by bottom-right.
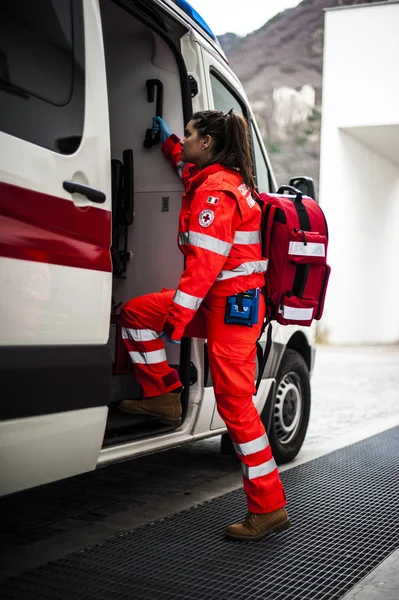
(217, 260), (268, 281)
(242, 457), (277, 480)
(289, 241), (325, 257)
(122, 327), (160, 342)
(233, 433), (269, 456)
(128, 349), (167, 365)
(279, 305), (314, 321)
(173, 289), (203, 310)
(234, 230), (261, 245)
(179, 231), (231, 256)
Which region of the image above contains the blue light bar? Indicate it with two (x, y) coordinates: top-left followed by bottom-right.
(173, 0), (217, 39)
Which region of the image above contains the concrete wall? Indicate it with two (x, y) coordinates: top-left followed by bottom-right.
(319, 2), (399, 344)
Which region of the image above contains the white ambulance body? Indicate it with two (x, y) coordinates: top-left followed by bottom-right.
(0, 0), (315, 496)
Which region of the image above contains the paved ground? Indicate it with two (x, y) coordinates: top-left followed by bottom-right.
(342, 548), (399, 600)
(1, 344), (398, 584)
(306, 344), (399, 445)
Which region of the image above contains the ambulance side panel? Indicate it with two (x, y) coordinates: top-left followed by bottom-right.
(0, 0), (112, 495)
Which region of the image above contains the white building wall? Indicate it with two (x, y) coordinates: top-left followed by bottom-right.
(319, 2), (399, 344)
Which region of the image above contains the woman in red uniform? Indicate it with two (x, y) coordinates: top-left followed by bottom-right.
(119, 110), (289, 541)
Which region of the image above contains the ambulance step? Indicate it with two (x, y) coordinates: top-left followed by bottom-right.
(3, 427), (399, 599)
(103, 404), (173, 447)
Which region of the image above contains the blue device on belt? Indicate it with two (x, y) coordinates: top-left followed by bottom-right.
(225, 288), (260, 327)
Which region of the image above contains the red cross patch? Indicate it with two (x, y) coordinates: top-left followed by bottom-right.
(199, 209), (214, 227)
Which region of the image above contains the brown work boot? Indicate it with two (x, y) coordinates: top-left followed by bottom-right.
(225, 508), (291, 542)
(119, 390), (182, 426)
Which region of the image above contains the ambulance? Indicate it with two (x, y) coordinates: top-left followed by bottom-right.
(0, 0), (316, 496)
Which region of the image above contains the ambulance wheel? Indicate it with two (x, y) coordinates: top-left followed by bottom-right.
(268, 349), (310, 465)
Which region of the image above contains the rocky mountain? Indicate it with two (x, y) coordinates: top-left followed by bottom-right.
(218, 0), (383, 190)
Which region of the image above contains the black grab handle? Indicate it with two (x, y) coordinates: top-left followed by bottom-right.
(277, 185), (303, 203)
(143, 79), (164, 148)
(122, 149), (134, 226)
(63, 181), (106, 204)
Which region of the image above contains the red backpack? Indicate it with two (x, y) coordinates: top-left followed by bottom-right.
(255, 185), (330, 388)
(259, 185), (330, 326)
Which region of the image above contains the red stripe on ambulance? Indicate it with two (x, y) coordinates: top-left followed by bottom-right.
(0, 182), (112, 272)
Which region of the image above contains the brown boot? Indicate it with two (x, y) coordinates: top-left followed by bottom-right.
(119, 390), (182, 426)
(225, 508), (291, 542)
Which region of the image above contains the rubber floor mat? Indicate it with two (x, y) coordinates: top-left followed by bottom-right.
(2, 427), (399, 600)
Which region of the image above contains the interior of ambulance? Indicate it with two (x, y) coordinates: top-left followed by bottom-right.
(100, 0), (198, 447)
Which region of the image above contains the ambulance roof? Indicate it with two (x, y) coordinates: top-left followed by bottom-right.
(170, 0), (217, 40)
(158, 0), (226, 61)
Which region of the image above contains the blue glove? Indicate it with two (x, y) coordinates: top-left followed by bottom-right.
(160, 332), (181, 345)
(152, 117), (171, 143)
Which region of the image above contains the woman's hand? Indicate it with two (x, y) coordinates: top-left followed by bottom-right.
(152, 117), (172, 142)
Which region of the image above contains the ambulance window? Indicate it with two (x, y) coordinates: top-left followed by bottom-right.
(210, 71), (245, 117)
(251, 123), (271, 193)
(0, 0), (85, 155)
(209, 70), (271, 192)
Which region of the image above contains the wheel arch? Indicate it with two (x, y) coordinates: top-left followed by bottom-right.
(285, 331), (311, 371)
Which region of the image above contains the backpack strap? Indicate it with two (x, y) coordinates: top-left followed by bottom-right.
(263, 202), (277, 263)
(254, 195), (277, 393)
(292, 199), (311, 298)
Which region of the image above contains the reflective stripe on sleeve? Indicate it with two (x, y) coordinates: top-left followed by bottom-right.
(233, 433), (269, 456)
(289, 242), (325, 257)
(242, 457), (277, 480)
(129, 349), (167, 365)
(179, 231), (232, 256)
(279, 305), (314, 321)
(122, 327), (160, 342)
(217, 260), (268, 281)
(234, 230), (261, 245)
(173, 289), (203, 310)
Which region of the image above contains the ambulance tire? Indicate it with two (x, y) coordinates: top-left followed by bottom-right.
(267, 349), (311, 465)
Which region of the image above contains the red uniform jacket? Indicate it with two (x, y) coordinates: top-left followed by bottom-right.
(162, 135), (267, 340)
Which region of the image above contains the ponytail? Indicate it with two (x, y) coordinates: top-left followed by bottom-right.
(192, 110), (255, 190)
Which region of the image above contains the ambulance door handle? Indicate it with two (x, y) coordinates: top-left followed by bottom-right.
(143, 79), (164, 148)
(63, 181), (106, 204)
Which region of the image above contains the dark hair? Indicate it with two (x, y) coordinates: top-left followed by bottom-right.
(191, 109), (255, 190)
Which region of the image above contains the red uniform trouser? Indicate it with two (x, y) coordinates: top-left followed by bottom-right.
(121, 289), (286, 514)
